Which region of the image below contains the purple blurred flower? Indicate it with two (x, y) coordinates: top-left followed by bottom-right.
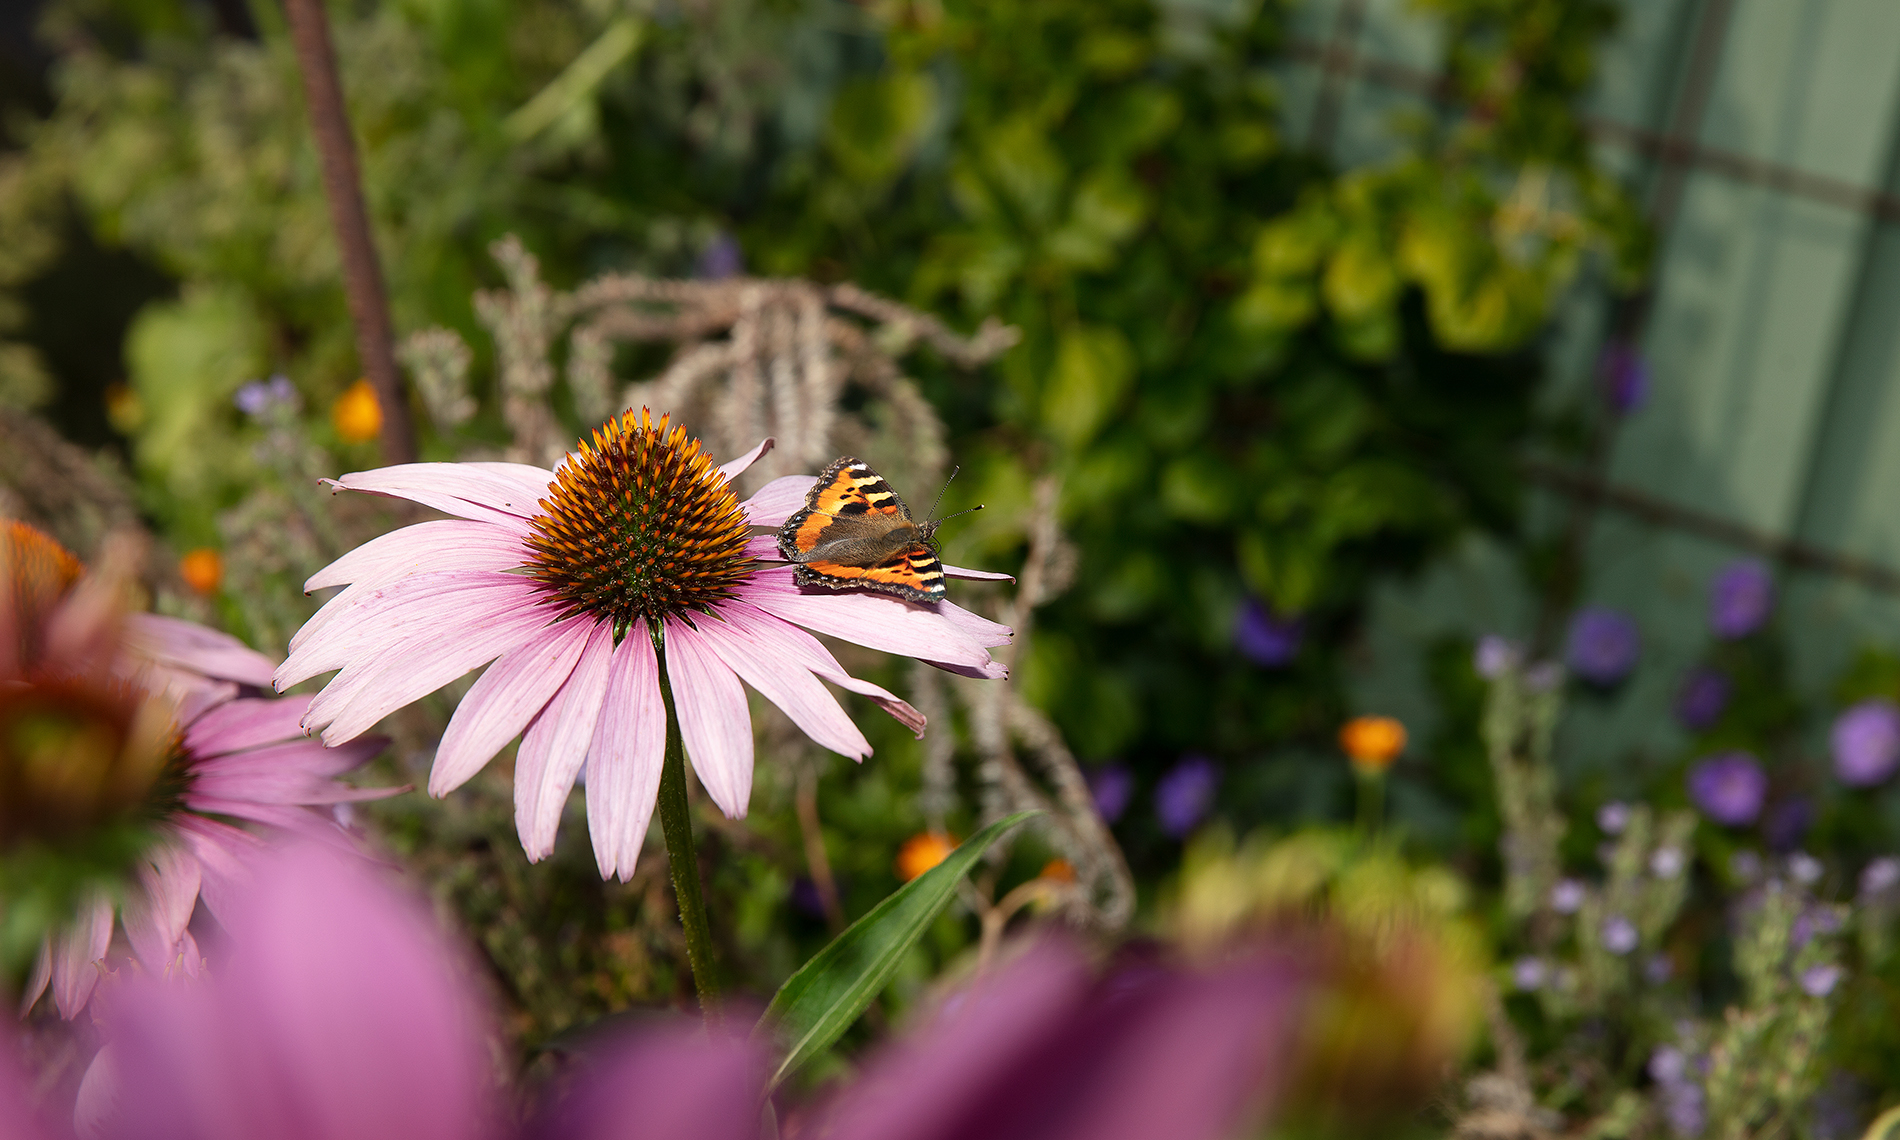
(1675, 668), (1730, 731)
(1597, 801), (1630, 835)
(1861, 856), (1900, 898)
(1831, 699), (1900, 787)
(1800, 964), (1844, 998)
(696, 233), (744, 280)
(1650, 847), (1685, 879)
(1473, 635), (1520, 680)
(1156, 756), (1219, 838)
(1648, 1046), (1688, 1085)
(1648, 1046), (1706, 1139)
(1765, 799), (1814, 852)
(1600, 915), (1638, 955)
(235, 373), (298, 419)
(1788, 852), (1824, 887)
(1708, 560), (1773, 639)
(1644, 954), (1674, 984)
(1089, 764), (1135, 825)
(1524, 661), (1564, 692)
(1510, 956), (1547, 992)
(1550, 879), (1586, 914)
(1235, 600), (1302, 668)
(1565, 607), (1640, 685)
(1687, 752), (1767, 826)
(1598, 342), (1649, 415)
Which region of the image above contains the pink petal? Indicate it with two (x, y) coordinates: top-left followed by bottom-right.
(938, 599), (1014, 648)
(514, 624), (615, 861)
(19, 940), (50, 1018)
(943, 564), (1014, 582)
(185, 696), (314, 756)
(744, 534), (782, 561)
(714, 602), (926, 738)
(305, 520), (529, 592)
(52, 892), (113, 1019)
(189, 768), (400, 807)
(734, 565), (1000, 675)
(718, 437), (775, 483)
(663, 617), (755, 819)
(193, 735), (386, 782)
(430, 619), (592, 796)
(584, 623), (666, 881)
(121, 844), (203, 973)
(282, 571), (543, 682)
(695, 613), (871, 761)
(300, 593), (557, 744)
(127, 613), (277, 688)
(173, 817), (263, 922)
(185, 799), (357, 848)
(741, 476), (817, 527)
(329, 463), (550, 527)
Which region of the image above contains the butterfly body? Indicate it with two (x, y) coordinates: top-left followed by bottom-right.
(777, 457), (947, 604)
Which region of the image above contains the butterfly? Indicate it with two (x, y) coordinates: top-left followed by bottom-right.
(776, 457), (969, 604)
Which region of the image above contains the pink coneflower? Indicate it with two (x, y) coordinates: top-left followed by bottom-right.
(1, 522), (391, 1020)
(276, 409), (1010, 880)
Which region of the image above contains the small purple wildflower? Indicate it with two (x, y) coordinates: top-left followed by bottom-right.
(1800, 964), (1844, 998)
(1764, 797), (1814, 852)
(1708, 560), (1773, 640)
(1088, 764), (1135, 825)
(695, 232), (744, 280)
(1644, 954), (1674, 984)
(1565, 607), (1640, 685)
(1860, 856), (1900, 898)
(1648, 1046), (1688, 1085)
(235, 373), (298, 419)
(1650, 846), (1685, 879)
(1597, 801), (1631, 835)
(1524, 661), (1565, 692)
(1598, 342), (1650, 416)
(1550, 879), (1586, 914)
(1675, 668), (1730, 731)
(1687, 752), (1767, 826)
(1473, 635), (1520, 680)
(1155, 756), (1219, 838)
(1511, 956), (1547, 992)
(1235, 600), (1302, 667)
(1831, 699), (1900, 787)
(1601, 915), (1638, 955)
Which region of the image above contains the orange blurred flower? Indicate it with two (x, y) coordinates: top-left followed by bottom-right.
(331, 379), (383, 444)
(1039, 858), (1077, 883)
(179, 548), (223, 595)
(1339, 716), (1406, 773)
(896, 831), (957, 882)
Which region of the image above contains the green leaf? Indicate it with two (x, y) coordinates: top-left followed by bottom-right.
(756, 811), (1037, 1088)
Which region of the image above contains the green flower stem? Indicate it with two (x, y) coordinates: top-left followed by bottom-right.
(1354, 765), (1385, 835)
(653, 637), (720, 1013)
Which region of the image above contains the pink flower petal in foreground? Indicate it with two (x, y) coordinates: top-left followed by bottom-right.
(3, 522), (396, 1022)
(280, 410), (1011, 880)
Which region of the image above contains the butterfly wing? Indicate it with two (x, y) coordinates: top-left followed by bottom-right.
(777, 457), (946, 603)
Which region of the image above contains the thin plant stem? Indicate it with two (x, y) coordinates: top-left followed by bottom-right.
(1355, 766), (1385, 834)
(653, 634), (720, 1014)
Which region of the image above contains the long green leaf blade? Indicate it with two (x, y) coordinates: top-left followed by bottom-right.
(757, 810), (1036, 1087)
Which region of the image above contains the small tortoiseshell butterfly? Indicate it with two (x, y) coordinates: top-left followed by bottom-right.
(777, 457), (969, 604)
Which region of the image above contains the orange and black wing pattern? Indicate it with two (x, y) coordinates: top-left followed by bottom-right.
(776, 457), (947, 604)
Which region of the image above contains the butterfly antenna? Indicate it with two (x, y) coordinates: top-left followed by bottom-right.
(925, 465), (960, 523)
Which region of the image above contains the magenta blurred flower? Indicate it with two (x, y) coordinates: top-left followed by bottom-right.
(276, 411), (1010, 880)
(1564, 607), (1639, 685)
(1155, 756), (1218, 838)
(1831, 699), (1900, 787)
(80, 845), (1301, 1140)
(1708, 560), (1772, 640)
(1235, 600), (1301, 667)
(1088, 764), (1135, 824)
(1674, 667), (1730, 731)
(1597, 342), (1649, 415)
(1687, 751), (1767, 826)
(3, 527), (390, 1022)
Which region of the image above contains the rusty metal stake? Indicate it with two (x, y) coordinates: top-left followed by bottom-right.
(282, 0), (417, 464)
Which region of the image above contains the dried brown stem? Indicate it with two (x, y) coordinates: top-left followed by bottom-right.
(282, 0), (416, 464)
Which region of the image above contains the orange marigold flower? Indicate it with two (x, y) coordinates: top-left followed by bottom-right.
(1340, 715), (1407, 773)
(1039, 858), (1077, 883)
(896, 831), (957, 882)
(179, 548), (223, 595)
(332, 379), (383, 444)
